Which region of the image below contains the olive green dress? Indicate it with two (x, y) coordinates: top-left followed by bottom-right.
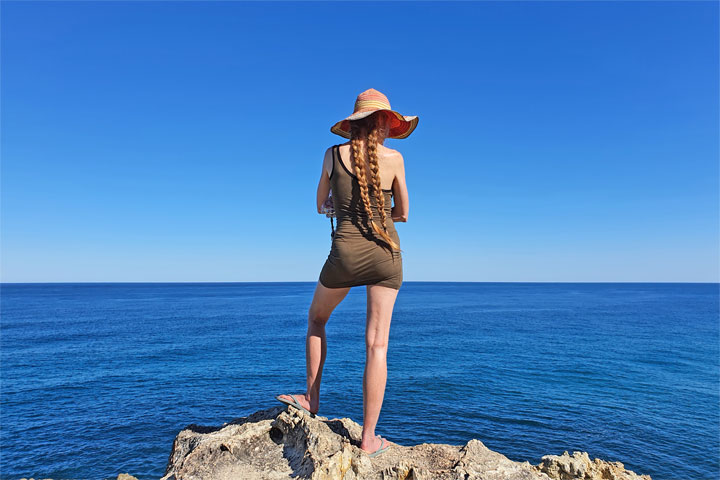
(319, 144), (403, 290)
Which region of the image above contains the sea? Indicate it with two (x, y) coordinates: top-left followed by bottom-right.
(0, 282), (718, 480)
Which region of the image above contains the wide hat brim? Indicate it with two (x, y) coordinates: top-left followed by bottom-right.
(330, 109), (419, 139)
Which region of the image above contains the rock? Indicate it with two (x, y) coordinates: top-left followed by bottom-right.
(160, 406), (652, 480)
(533, 450), (652, 480)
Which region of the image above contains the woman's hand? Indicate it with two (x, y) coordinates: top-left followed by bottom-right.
(320, 193), (335, 217)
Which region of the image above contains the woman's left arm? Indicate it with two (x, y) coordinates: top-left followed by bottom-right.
(316, 147), (332, 213)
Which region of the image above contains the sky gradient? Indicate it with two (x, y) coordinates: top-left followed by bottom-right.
(1, 1), (718, 283)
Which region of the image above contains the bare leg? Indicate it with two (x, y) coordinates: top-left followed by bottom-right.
(277, 280), (350, 414)
(360, 284), (399, 453)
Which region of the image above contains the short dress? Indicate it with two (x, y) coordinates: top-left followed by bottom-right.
(318, 144), (403, 290)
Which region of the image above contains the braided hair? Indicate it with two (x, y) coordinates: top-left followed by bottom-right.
(348, 112), (401, 252)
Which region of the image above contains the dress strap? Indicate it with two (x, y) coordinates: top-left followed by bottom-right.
(329, 145), (337, 239)
(330, 145), (338, 180)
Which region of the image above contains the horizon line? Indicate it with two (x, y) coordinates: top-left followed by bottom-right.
(0, 281), (718, 285)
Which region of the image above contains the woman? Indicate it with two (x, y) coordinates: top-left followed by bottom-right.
(276, 88), (418, 457)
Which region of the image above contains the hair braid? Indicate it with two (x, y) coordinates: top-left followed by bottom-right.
(367, 127), (397, 251)
(350, 136), (374, 235)
(349, 114), (401, 252)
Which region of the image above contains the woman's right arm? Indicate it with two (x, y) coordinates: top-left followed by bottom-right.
(391, 153), (409, 222)
(316, 147), (333, 213)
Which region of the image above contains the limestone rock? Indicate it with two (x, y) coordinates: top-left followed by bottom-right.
(532, 450), (652, 480)
(159, 406), (652, 480)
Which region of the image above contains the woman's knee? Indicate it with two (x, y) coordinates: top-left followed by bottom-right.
(308, 309), (331, 326)
(365, 342), (388, 358)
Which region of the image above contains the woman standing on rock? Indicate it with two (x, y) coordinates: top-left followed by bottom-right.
(276, 88), (418, 457)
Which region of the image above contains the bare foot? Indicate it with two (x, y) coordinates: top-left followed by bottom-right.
(276, 393), (319, 414)
(360, 434), (390, 454)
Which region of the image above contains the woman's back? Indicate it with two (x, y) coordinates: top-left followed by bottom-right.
(330, 143), (397, 222)
(319, 143), (402, 290)
(332, 142), (399, 192)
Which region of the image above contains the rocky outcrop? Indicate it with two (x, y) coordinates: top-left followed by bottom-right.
(159, 405), (652, 480)
(535, 451), (651, 480)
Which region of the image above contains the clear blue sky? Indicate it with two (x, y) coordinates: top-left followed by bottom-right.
(1, 1), (717, 283)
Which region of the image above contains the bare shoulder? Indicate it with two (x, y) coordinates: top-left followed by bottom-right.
(322, 145), (335, 177)
(374, 144), (400, 160)
(380, 146), (404, 171)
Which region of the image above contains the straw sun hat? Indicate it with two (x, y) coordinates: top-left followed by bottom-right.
(330, 88), (419, 139)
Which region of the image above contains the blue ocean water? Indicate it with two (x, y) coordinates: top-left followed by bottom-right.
(0, 282), (718, 480)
